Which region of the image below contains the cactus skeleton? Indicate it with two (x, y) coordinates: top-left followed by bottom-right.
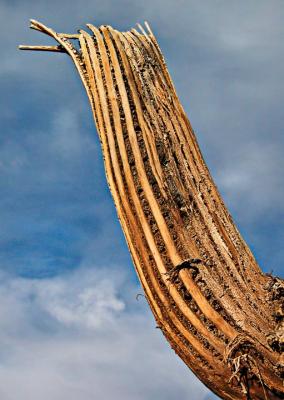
(19, 20), (284, 399)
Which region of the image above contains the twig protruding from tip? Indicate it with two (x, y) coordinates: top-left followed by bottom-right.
(29, 19), (47, 34)
(18, 45), (67, 53)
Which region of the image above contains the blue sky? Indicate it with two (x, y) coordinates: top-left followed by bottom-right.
(0, 1), (283, 399)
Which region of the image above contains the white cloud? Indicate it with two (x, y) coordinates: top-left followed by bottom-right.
(0, 267), (216, 400)
(7, 269), (124, 330)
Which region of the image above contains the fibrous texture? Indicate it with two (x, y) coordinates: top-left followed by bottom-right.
(20, 20), (283, 399)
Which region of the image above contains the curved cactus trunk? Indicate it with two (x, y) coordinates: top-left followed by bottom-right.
(20, 20), (283, 399)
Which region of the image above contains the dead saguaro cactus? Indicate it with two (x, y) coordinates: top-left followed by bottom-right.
(20, 20), (283, 399)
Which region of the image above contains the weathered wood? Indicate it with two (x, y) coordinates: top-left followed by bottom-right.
(19, 45), (66, 52)
(19, 20), (284, 399)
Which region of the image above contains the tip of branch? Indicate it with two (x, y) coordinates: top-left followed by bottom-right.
(29, 19), (41, 28)
(144, 21), (153, 36)
(136, 22), (147, 36)
(18, 44), (66, 53)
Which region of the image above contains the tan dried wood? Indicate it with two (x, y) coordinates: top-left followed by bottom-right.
(19, 20), (284, 399)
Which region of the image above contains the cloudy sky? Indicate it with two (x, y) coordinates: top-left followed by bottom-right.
(0, 1), (283, 399)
